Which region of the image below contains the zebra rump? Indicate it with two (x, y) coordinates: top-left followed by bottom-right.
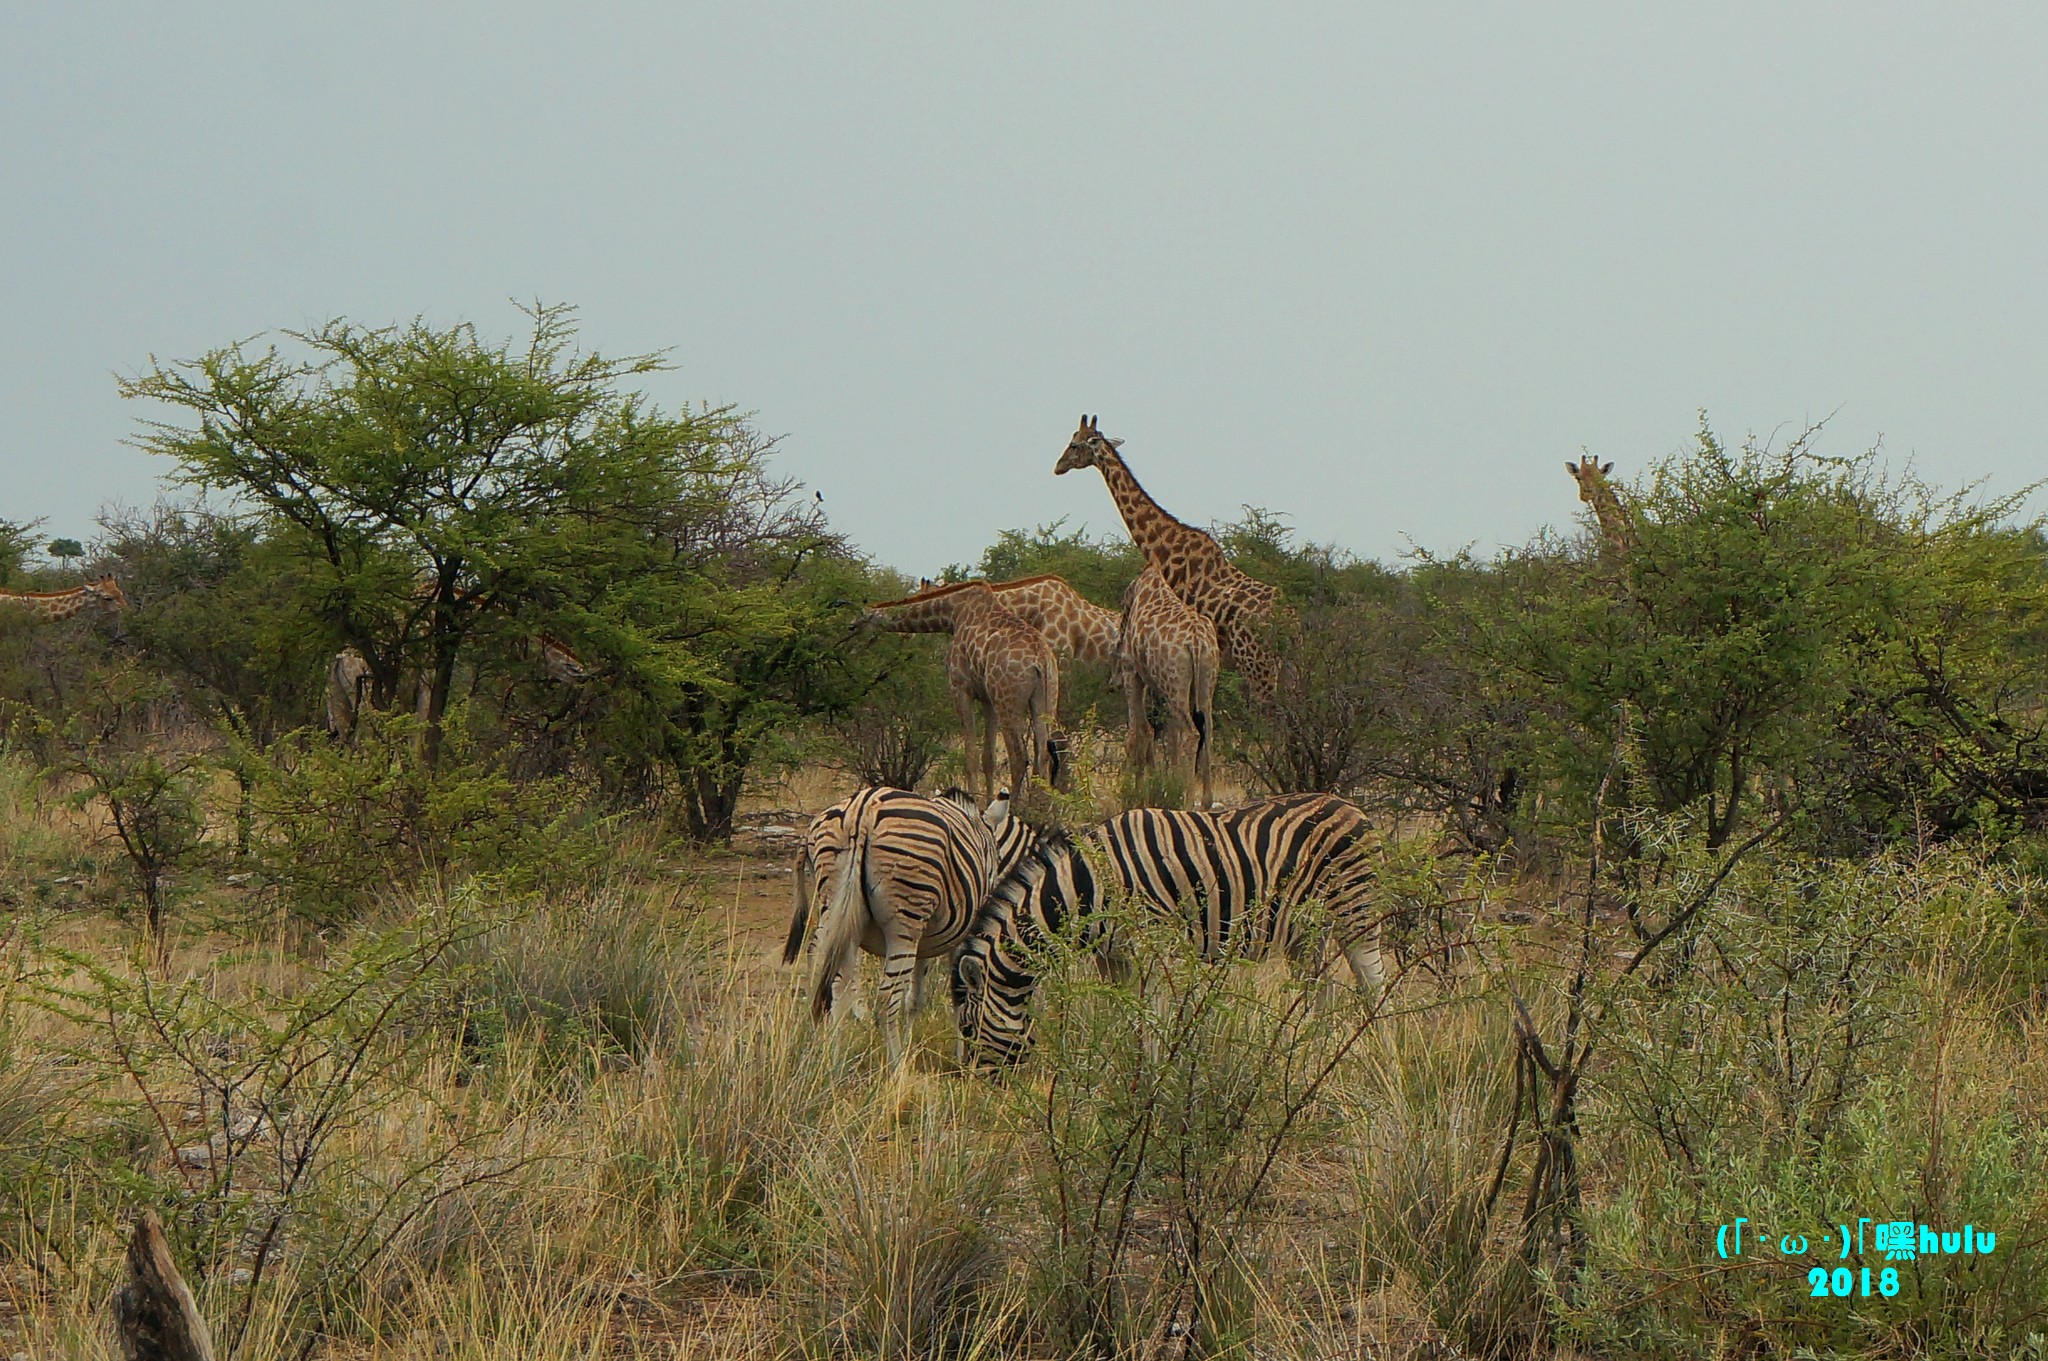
(785, 785), (1033, 1059)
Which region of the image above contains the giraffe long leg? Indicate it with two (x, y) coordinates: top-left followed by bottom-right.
(952, 683), (981, 801)
(1164, 677), (1194, 792)
(1191, 648), (1217, 810)
(980, 700), (998, 802)
(1001, 708), (1031, 806)
(1034, 661), (1060, 790)
(1124, 664), (1151, 772)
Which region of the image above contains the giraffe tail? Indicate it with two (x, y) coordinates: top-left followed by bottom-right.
(1030, 663), (1062, 790)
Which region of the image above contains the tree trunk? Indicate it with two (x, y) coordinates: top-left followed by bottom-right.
(419, 624), (459, 771)
(110, 1211), (216, 1361)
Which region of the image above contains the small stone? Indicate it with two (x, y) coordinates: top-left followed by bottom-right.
(229, 1268), (254, 1286)
(176, 1145), (213, 1169)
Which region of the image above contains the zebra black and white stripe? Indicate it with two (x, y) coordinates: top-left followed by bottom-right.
(951, 793), (1386, 1067)
(785, 786), (1033, 1061)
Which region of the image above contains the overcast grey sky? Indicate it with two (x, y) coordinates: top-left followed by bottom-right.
(4, 5), (2044, 573)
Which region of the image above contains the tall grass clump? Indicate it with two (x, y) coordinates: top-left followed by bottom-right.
(1012, 902), (1392, 1358)
(1348, 1004), (1538, 1358)
(776, 1077), (1019, 1359)
(450, 882), (698, 1066)
(598, 976), (870, 1282)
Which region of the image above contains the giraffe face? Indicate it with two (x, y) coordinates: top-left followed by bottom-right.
(1564, 458), (1615, 505)
(1056, 413), (1123, 475)
(84, 578), (130, 611)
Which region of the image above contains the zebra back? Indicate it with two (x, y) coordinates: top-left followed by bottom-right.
(954, 793), (1379, 1067)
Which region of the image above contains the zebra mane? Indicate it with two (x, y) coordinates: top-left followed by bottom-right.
(968, 828), (1072, 932)
(936, 786), (978, 808)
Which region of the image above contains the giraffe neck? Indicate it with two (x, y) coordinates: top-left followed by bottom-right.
(1094, 450), (1185, 563)
(1586, 485), (1633, 556)
(1073, 605), (1120, 665)
(870, 588), (972, 633)
(0, 587), (89, 621)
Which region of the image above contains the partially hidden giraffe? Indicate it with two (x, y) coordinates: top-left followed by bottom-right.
(1565, 457), (1636, 564)
(986, 575), (1121, 668)
(1118, 565), (1220, 808)
(912, 573), (1121, 668)
(530, 632), (592, 684)
(0, 577), (130, 621)
(326, 646), (373, 742)
(1055, 416), (1284, 705)
(864, 581), (1062, 802)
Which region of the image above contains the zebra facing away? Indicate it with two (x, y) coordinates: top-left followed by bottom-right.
(951, 793), (1387, 1068)
(784, 786), (1031, 1062)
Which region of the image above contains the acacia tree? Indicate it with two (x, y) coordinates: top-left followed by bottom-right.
(121, 306), (733, 769)
(0, 518), (38, 583)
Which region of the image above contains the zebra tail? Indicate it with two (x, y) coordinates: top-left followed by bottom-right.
(781, 849), (813, 966)
(807, 833), (867, 1021)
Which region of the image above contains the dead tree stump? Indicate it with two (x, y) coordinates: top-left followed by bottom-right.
(109, 1211), (216, 1361)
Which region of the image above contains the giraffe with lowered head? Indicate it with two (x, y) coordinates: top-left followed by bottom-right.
(1055, 416), (1283, 705)
(0, 577), (130, 621)
(914, 573), (1121, 669)
(1118, 565), (1220, 808)
(864, 581), (1062, 802)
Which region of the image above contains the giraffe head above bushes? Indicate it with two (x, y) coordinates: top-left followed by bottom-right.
(1564, 456), (1634, 559)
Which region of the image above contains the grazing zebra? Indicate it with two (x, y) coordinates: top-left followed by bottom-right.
(952, 793), (1386, 1067)
(785, 786), (1033, 1061)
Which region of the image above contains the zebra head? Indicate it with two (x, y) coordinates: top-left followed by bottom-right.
(952, 831), (1092, 1071)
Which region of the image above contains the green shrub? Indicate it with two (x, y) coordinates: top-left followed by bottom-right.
(247, 712), (597, 924)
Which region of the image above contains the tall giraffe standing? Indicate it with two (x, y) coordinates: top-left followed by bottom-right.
(1565, 457), (1636, 564)
(864, 581), (1061, 802)
(0, 577), (130, 621)
(1118, 565), (1220, 807)
(1055, 416), (1282, 705)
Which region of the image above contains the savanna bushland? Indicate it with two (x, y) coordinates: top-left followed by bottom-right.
(2, 309), (2045, 1359)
